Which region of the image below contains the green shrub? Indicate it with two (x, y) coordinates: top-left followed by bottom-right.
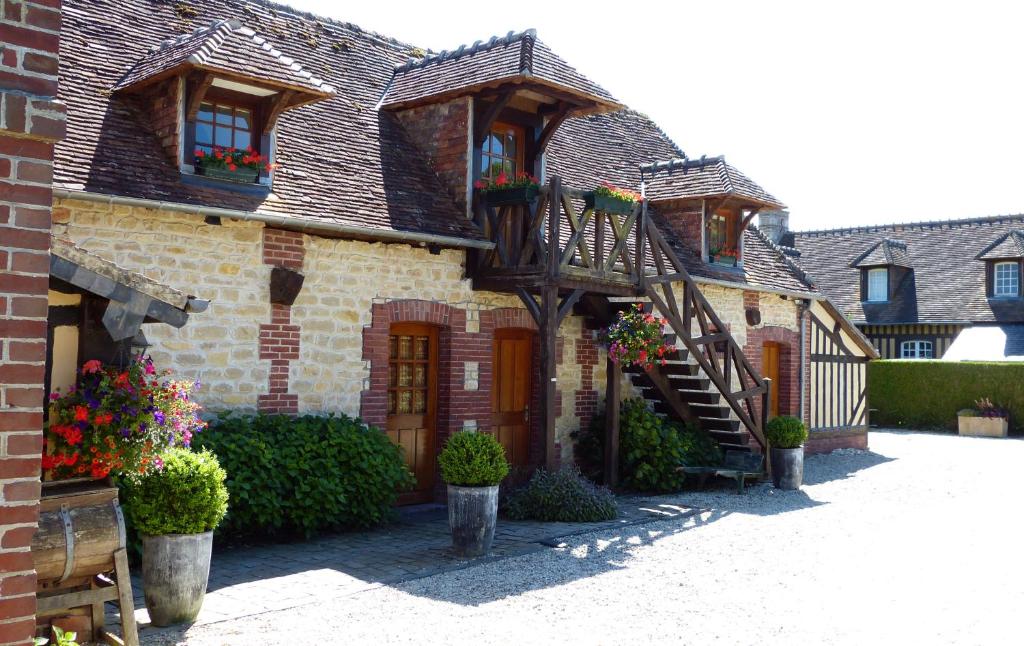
(505, 466), (617, 522)
(195, 413), (414, 539)
(437, 431), (509, 486)
(120, 448), (228, 536)
(765, 415), (808, 449)
(869, 361), (1024, 433)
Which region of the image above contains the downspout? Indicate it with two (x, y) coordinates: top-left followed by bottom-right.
(799, 298), (808, 425)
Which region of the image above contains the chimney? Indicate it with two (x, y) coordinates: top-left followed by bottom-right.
(758, 210), (790, 244)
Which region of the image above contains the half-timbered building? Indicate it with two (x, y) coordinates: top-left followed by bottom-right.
(45, 0), (876, 503)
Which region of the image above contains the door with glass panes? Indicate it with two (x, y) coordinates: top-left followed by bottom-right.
(386, 324), (438, 503)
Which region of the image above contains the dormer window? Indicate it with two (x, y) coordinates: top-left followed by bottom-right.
(195, 101), (255, 155)
(993, 261), (1020, 297)
(481, 123), (524, 179)
(866, 267), (888, 302)
(707, 212), (741, 267)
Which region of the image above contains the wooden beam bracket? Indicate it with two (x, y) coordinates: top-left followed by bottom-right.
(185, 73), (215, 122)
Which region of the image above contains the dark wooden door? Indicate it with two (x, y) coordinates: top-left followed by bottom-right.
(763, 341), (781, 418)
(491, 329), (533, 468)
(386, 324), (438, 504)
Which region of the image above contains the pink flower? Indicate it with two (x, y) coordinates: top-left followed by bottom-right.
(82, 359), (102, 374)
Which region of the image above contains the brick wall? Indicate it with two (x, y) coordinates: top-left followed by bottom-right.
(0, 1), (64, 643)
(394, 98), (470, 214)
(138, 77), (180, 168)
(258, 228), (304, 413)
(658, 207), (703, 256)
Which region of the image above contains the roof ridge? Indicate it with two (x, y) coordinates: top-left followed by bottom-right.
(794, 212), (1024, 237)
(394, 28), (537, 73)
(639, 154), (724, 174)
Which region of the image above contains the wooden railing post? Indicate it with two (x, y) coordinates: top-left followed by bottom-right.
(540, 284), (559, 472)
(547, 176), (561, 280)
(762, 377), (772, 474)
(603, 357), (622, 487)
(635, 199), (648, 289)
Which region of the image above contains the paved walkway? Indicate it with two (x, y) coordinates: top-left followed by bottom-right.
(110, 494), (698, 641)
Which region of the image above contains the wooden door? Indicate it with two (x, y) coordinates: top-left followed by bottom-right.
(386, 324), (438, 504)
(763, 341), (781, 418)
(491, 329), (533, 468)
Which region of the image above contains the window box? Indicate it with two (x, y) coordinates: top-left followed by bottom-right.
(483, 185), (539, 207)
(711, 254), (738, 267)
(196, 165), (260, 184)
(957, 415), (1008, 438)
(585, 192), (637, 215)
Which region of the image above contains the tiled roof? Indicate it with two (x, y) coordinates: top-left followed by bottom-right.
(381, 30), (619, 112)
(113, 18), (333, 96)
(976, 230), (1024, 260)
(793, 214), (1024, 324)
(57, 0), (485, 245)
(850, 238), (913, 268)
(546, 110), (815, 295)
(640, 156), (784, 209)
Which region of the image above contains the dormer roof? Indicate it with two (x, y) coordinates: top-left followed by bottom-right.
(850, 238), (912, 268)
(976, 230), (1024, 260)
(639, 156), (784, 210)
(379, 29), (620, 114)
(113, 19), (334, 102)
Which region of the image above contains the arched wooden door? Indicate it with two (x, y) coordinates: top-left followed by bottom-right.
(763, 341), (781, 418)
(491, 329), (533, 468)
(386, 324), (438, 504)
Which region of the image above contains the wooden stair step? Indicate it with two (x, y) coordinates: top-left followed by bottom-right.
(675, 390), (721, 405)
(716, 443), (753, 454)
(688, 403), (730, 418)
(668, 376), (711, 391)
(623, 361), (697, 376)
(706, 429), (751, 445)
(699, 417), (741, 432)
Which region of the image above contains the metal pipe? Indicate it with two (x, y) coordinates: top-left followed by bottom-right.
(799, 299), (808, 424)
(52, 188), (495, 251)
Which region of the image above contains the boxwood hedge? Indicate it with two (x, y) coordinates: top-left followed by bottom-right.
(868, 360), (1024, 434)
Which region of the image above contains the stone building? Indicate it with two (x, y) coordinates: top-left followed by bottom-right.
(38, 0), (877, 510)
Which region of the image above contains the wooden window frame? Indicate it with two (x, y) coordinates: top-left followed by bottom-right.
(900, 340), (933, 359)
(480, 121), (526, 180)
(865, 267), (889, 303)
(183, 85), (274, 179)
(992, 261), (1020, 298)
(706, 212), (741, 265)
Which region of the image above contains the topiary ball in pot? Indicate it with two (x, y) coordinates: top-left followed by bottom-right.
(437, 432), (509, 557)
(765, 416), (808, 491)
(121, 448), (228, 627)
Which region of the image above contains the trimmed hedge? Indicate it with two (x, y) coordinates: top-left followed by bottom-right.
(195, 413), (414, 539)
(868, 360), (1024, 433)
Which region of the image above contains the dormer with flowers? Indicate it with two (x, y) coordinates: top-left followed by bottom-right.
(640, 156), (785, 270)
(112, 19), (334, 189)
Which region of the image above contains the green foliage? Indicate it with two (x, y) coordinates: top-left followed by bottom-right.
(195, 413), (415, 539)
(868, 361), (1024, 433)
(50, 627), (79, 646)
(572, 400), (723, 491)
(437, 431), (509, 486)
(120, 448), (228, 536)
(765, 415), (808, 449)
(504, 466), (617, 522)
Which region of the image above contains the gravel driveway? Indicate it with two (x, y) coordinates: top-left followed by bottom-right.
(152, 431), (1023, 645)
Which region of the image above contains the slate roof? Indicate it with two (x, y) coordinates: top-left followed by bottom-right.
(850, 238), (913, 268)
(113, 18), (333, 96)
(640, 156), (784, 209)
(976, 230), (1024, 260)
(546, 111), (815, 295)
(381, 30), (619, 112)
(793, 214), (1024, 324)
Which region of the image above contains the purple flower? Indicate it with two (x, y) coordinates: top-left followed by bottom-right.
(120, 427), (131, 438)
(153, 411), (165, 425)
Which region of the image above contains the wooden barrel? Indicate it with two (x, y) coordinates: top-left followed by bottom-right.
(32, 479), (125, 585)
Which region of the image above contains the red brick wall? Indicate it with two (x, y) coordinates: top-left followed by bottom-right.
(574, 326), (599, 435)
(394, 99), (470, 214)
(657, 207), (703, 256)
(138, 77), (180, 168)
(258, 229), (304, 413)
(0, 1), (64, 643)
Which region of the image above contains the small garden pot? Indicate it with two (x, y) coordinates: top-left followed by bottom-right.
(447, 484), (499, 557)
(770, 447), (804, 490)
(141, 532), (213, 626)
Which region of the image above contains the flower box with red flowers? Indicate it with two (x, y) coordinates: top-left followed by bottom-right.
(710, 247), (739, 267)
(475, 172), (541, 207)
(586, 182), (642, 215)
(601, 304), (673, 372)
(194, 146), (275, 184)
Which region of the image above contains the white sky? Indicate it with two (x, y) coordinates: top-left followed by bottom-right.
(283, 0), (1024, 231)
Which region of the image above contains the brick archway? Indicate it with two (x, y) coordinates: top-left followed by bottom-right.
(744, 325), (800, 419)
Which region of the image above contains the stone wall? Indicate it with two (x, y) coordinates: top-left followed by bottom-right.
(0, 0), (65, 643)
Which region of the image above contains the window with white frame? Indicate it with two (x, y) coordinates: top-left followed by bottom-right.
(900, 340), (933, 359)
(993, 262), (1019, 297)
(866, 267), (888, 302)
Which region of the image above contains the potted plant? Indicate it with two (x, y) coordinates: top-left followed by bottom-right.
(120, 447), (229, 626)
(765, 415), (808, 490)
(194, 146), (274, 184)
(585, 181), (641, 215)
(475, 171), (541, 206)
(437, 431), (509, 557)
(709, 246), (739, 267)
(602, 304), (672, 371)
(957, 398), (1009, 437)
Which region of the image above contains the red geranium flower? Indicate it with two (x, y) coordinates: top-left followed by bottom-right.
(495, 172), (508, 186)
(82, 359), (102, 374)
(74, 406), (89, 423)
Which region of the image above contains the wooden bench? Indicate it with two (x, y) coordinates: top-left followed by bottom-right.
(678, 450), (764, 494)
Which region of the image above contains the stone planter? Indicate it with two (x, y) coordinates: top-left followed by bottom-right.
(447, 484), (499, 557)
(141, 532), (213, 626)
(585, 192), (636, 215)
(958, 416), (1008, 438)
(770, 446), (804, 490)
(483, 185), (539, 207)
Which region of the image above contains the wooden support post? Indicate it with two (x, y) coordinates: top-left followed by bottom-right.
(603, 357), (621, 487)
(762, 377), (772, 476)
(539, 284), (559, 472)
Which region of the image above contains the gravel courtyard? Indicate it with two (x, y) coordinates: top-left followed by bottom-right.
(153, 431), (1022, 645)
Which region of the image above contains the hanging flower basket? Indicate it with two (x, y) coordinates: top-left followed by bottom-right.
(194, 146), (275, 184)
(586, 182), (641, 215)
(601, 304), (672, 371)
(44, 356), (206, 481)
(476, 172), (541, 206)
